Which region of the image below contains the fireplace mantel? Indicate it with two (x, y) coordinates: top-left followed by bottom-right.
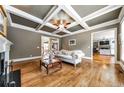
(0, 35), (12, 53)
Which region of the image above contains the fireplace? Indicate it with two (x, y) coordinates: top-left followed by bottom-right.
(0, 35), (12, 86)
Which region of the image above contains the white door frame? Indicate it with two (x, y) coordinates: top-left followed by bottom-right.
(91, 28), (118, 63)
(41, 36), (60, 56)
(41, 36), (50, 57)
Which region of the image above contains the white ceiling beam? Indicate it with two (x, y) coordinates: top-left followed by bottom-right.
(82, 5), (122, 21)
(89, 19), (119, 30)
(67, 22), (77, 28)
(62, 28), (72, 34)
(62, 19), (119, 37)
(60, 5), (89, 30)
(11, 23), (62, 38)
(52, 30), (61, 34)
(52, 27), (72, 35)
(36, 6), (57, 30)
(52, 27), (71, 34)
(119, 6), (124, 22)
(42, 6), (57, 21)
(4, 5), (59, 30)
(45, 22), (57, 29)
(38, 30), (62, 38)
(37, 6), (61, 30)
(67, 5), (122, 29)
(5, 5), (43, 24)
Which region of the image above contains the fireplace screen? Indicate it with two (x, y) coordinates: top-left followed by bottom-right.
(0, 52), (5, 76)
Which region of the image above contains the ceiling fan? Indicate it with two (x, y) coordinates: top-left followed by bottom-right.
(50, 10), (72, 31)
(50, 19), (71, 30)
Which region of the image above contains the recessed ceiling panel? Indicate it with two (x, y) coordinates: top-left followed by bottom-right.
(12, 5), (55, 19)
(10, 13), (39, 28)
(49, 10), (75, 25)
(40, 26), (56, 33)
(72, 5), (107, 18)
(86, 8), (122, 26)
(56, 32), (67, 35)
(67, 24), (84, 32)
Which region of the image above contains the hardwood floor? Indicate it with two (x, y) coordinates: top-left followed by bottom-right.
(93, 53), (115, 64)
(12, 59), (124, 87)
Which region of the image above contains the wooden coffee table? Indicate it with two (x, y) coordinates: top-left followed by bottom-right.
(40, 58), (62, 74)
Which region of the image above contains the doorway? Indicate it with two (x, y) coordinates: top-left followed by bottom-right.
(121, 20), (124, 64)
(91, 28), (117, 64)
(41, 36), (59, 57)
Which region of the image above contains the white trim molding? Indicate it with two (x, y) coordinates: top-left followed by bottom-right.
(11, 56), (42, 63)
(60, 5), (89, 30)
(83, 5), (122, 21)
(11, 23), (62, 38)
(118, 61), (124, 71)
(119, 6), (124, 22)
(52, 30), (61, 34)
(3, 5), (123, 38)
(67, 5), (122, 29)
(62, 19), (119, 37)
(82, 56), (92, 60)
(37, 6), (61, 30)
(91, 28), (118, 63)
(5, 5), (44, 24)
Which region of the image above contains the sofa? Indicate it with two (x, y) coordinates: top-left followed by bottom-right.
(55, 50), (85, 67)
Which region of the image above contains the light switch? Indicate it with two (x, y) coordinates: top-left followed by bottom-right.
(37, 46), (40, 49)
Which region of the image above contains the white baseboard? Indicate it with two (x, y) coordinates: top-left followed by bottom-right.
(11, 56), (41, 63)
(82, 56), (92, 59)
(118, 61), (124, 71)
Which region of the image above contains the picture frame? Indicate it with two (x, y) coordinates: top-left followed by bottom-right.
(69, 39), (76, 46)
(0, 5), (7, 37)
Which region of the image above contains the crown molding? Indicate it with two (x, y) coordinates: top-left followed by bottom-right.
(11, 23), (62, 38)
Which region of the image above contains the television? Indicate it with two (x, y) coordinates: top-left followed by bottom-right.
(99, 41), (109, 45)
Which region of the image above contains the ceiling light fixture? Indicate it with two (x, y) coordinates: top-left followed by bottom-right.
(50, 10), (73, 30)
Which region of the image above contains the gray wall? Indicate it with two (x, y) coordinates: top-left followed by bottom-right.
(62, 24), (121, 60)
(7, 24), (121, 61)
(7, 27), (41, 59)
(7, 27), (61, 59)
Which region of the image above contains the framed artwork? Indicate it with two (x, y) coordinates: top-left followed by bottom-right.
(69, 39), (76, 46)
(0, 5), (7, 37)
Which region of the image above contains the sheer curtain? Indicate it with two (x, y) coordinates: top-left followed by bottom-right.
(121, 21), (124, 62)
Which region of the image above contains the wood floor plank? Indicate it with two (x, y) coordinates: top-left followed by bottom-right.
(12, 58), (124, 87)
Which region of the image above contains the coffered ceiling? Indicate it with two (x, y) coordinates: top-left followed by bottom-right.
(3, 5), (124, 38)
(12, 5), (55, 19)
